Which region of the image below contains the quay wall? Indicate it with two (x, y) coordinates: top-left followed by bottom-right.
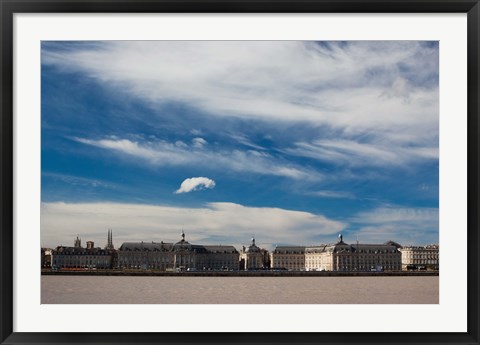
(41, 269), (438, 277)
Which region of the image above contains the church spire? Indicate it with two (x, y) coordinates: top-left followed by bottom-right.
(74, 235), (82, 248)
(106, 229), (114, 250)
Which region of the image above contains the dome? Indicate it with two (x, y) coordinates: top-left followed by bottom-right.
(173, 231), (193, 252)
(246, 244), (261, 253)
(246, 237), (261, 253)
(173, 240), (193, 252)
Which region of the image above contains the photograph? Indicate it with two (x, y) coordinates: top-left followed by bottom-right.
(40, 40), (440, 304)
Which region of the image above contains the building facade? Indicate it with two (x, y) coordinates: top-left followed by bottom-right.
(41, 248), (52, 268)
(305, 244), (332, 271)
(116, 232), (240, 271)
(305, 235), (402, 272)
(270, 246), (305, 271)
(46, 231), (438, 273)
(117, 241), (174, 270)
(51, 232), (114, 269)
(240, 237), (268, 270)
(203, 245), (241, 271)
(51, 246), (113, 269)
(400, 245), (439, 270)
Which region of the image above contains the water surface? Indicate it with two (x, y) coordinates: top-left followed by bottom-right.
(42, 276), (438, 304)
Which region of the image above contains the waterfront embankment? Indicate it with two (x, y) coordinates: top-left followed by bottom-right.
(41, 269), (438, 277)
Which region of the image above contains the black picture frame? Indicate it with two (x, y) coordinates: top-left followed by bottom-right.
(1, 1), (479, 344)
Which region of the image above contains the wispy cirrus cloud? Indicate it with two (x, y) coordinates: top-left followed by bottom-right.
(309, 190), (355, 199)
(43, 41), (439, 175)
(42, 172), (116, 189)
(229, 133), (266, 151)
(73, 136), (320, 180)
(42, 41), (438, 145)
(285, 138), (438, 167)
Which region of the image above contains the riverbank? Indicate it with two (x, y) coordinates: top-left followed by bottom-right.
(41, 269), (438, 277)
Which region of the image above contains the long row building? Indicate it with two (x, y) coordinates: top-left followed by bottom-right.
(45, 231), (439, 272)
(273, 236), (403, 272)
(117, 232), (239, 271)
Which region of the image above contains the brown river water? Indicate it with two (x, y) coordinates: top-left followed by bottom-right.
(42, 276), (438, 304)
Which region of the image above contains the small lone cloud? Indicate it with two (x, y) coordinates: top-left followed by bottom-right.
(175, 177), (216, 194)
(192, 137), (207, 148)
(190, 129), (203, 136)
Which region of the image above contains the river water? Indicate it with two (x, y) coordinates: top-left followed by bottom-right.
(41, 275), (438, 304)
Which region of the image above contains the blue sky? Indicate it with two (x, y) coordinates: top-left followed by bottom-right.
(40, 41), (439, 249)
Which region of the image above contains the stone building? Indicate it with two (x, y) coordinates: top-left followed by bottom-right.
(47, 230), (436, 273)
(116, 232), (239, 271)
(270, 246), (305, 271)
(260, 248), (271, 269)
(305, 235), (402, 272)
(52, 246), (113, 269)
(51, 232), (114, 269)
(305, 244), (331, 271)
(203, 245), (241, 271)
(41, 248), (52, 268)
(239, 237), (269, 270)
(400, 244), (439, 270)
(117, 241), (174, 270)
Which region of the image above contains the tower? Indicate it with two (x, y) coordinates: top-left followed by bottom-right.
(106, 229), (114, 250)
(74, 235), (81, 248)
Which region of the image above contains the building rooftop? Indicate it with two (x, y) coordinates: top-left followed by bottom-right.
(272, 246), (306, 254)
(53, 246), (112, 255)
(118, 242), (173, 251)
(118, 242), (238, 253)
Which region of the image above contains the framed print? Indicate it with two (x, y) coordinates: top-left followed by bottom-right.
(1, 1), (479, 344)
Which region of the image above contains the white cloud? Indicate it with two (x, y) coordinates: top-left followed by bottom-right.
(285, 138), (438, 167)
(43, 41), (438, 148)
(350, 206), (439, 245)
(40, 201), (437, 250)
(191, 137), (207, 148)
(42, 172), (115, 189)
(380, 76), (412, 102)
(73, 136), (320, 180)
(190, 129), (203, 136)
(310, 190), (355, 199)
(175, 140), (188, 148)
(353, 207), (438, 224)
(229, 134), (266, 151)
(175, 177), (216, 194)
(41, 201), (346, 249)
(75, 137), (161, 161)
